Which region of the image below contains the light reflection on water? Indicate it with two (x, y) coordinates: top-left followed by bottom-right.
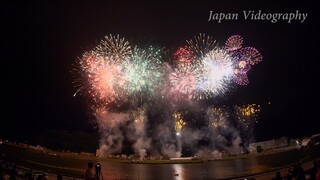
(173, 164), (183, 180)
(98, 158), (266, 180)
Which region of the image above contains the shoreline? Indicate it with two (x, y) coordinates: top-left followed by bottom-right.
(1, 142), (319, 179)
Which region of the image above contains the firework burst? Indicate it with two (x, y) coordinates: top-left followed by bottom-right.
(225, 35), (243, 51)
(195, 48), (235, 99)
(169, 64), (197, 98)
(73, 33), (264, 158)
(206, 106), (229, 129)
(224, 35), (262, 85)
(235, 104), (261, 131)
(239, 47), (262, 65)
(74, 51), (126, 105)
(123, 46), (164, 95)
(174, 47), (194, 65)
(186, 33), (218, 59)
(74, 34), (262, 103)
(131, 107), (147, 125)
(173, 112), (187, 135)
(96, 34), (132, 62)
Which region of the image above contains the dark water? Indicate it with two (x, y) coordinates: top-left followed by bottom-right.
(2, 143), (318, 180)
(96, 146), (320, 179)
(98, 158), (265, 180)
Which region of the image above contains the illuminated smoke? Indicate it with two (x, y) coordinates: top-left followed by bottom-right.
(73, 34), (263, 158)
(95, 108), (129, 157)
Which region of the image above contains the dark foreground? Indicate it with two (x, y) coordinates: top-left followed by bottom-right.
(1, 143), (319, 179)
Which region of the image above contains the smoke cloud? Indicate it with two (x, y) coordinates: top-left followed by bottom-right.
(95, 108), (129, 157)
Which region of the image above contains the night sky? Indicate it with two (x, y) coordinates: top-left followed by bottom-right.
(1, 1), (319, 142)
